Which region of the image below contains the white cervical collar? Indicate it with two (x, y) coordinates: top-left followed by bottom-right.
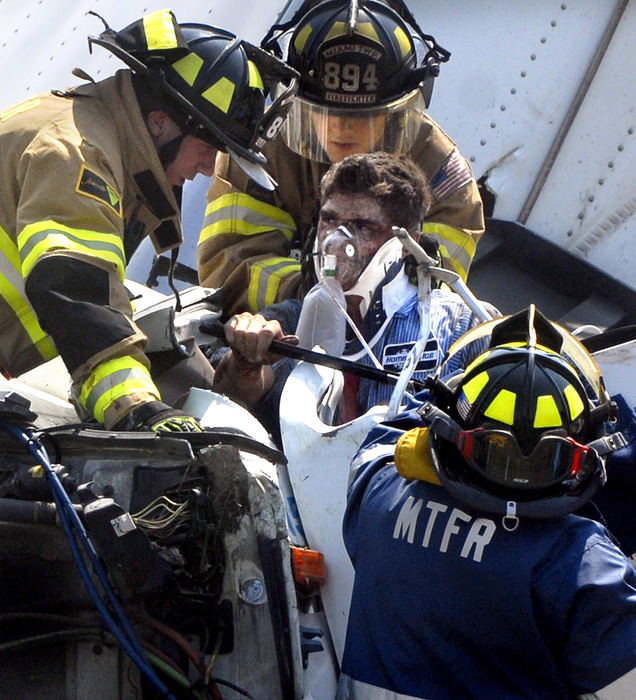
(344, 237), (405, 318)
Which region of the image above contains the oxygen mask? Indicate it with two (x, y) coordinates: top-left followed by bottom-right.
(315, 225), (371, 290)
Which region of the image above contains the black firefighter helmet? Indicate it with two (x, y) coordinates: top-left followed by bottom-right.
(262, 0), (450, 162)
(419, 306), (623, 524)
(88, 9), (298, 187)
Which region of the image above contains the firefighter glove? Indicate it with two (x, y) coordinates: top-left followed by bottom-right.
(116, 401), (202, 433)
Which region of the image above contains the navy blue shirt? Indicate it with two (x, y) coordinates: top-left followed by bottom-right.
(339, 421), (636, 699)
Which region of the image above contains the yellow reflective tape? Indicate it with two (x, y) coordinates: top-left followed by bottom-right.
(394, 26), (412, 58)
(248, 257), (300, 312)
(172, 52), (203, 86)
(564, 384), (585, 420)
(294, 23), (313, 52)
(422, 223), (477, 282)
(534, 395), (563, 429)
(356, 22), (380, 44)
(461, 371), (489, 404)
(0, 226), (20, 272)
(80, 356), (159, 423)
(206, 192), (296, 227)
(17, 221), (125, 280)
(0, 270), (57, 361)
(200, 192), (296, 243)
(202, 77), (235, 114)
(0, 96), (41, 122)
(247, 60), (264, 90)
(143, 9), (178, 50)
(201, 217), (297, 242)
(462, 352), (490, 379)
(484, 389), (516, 426)
(324, 21), (347, 43)
(92, 376), (159, 424)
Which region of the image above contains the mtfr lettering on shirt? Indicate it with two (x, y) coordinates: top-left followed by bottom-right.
(392, 496), (496, 563)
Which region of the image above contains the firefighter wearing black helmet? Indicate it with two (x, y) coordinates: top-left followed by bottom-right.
(338, 305), (636, 698)
(198, 0), (485, 316)
(0, 9), (297, 431)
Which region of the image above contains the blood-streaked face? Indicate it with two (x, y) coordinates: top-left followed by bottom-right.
(311, 112), (387, 162)
(317, 192), (393, 290)
(163, 135), (217, 187)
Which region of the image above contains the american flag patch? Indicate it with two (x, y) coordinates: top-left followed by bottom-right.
(430, 151), (473, 201)
(456, 391), (472, 421)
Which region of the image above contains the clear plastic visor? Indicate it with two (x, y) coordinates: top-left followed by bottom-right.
(280, 88), (427, 163)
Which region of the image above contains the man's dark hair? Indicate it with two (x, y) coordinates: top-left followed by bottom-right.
(320, 152), (431, 231)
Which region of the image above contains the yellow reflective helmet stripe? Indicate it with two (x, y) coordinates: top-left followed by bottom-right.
(172, 52), (203, 86)
(248, 257), (301, 312)
(324, 20), (347, 43)
(484, 389), (516, 426)
(142, 9), (179, 50)
(79, 356), (160, 424)
(17, 221), (126, 280)
(394, 26), (412, 58)
(564, 383), (585, 420)
(356, 22), (380, 44)
(461, 370), (489, 404)
(422, 222), (477, 282)
(247, 60), (264, 90)
(293, 23), (313, 53)
(534, 394), (563, 429)
(202, 77), (235, 114)
(0, 226), (57, 361)
(199, 192), (296, 243)
(462, 352), (491, 380)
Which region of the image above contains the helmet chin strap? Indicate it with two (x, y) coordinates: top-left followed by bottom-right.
(158, 133), (186, 171)
(345, 237), (405, 318)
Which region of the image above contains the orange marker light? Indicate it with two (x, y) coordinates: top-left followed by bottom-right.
(291, 546), (326, 591)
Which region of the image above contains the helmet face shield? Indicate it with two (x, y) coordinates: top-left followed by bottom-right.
(280, 88), (426, 162)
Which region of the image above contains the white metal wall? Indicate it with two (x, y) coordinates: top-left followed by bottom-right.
(1, 0), (634, 289)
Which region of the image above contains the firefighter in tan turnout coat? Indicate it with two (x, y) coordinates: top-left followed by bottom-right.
(0, 9), (297, 431)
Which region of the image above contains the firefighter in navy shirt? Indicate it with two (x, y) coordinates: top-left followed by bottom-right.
(339, 306), (636, 699)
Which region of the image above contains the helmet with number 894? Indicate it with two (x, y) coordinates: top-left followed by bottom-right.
(262, 0), (450, 162)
